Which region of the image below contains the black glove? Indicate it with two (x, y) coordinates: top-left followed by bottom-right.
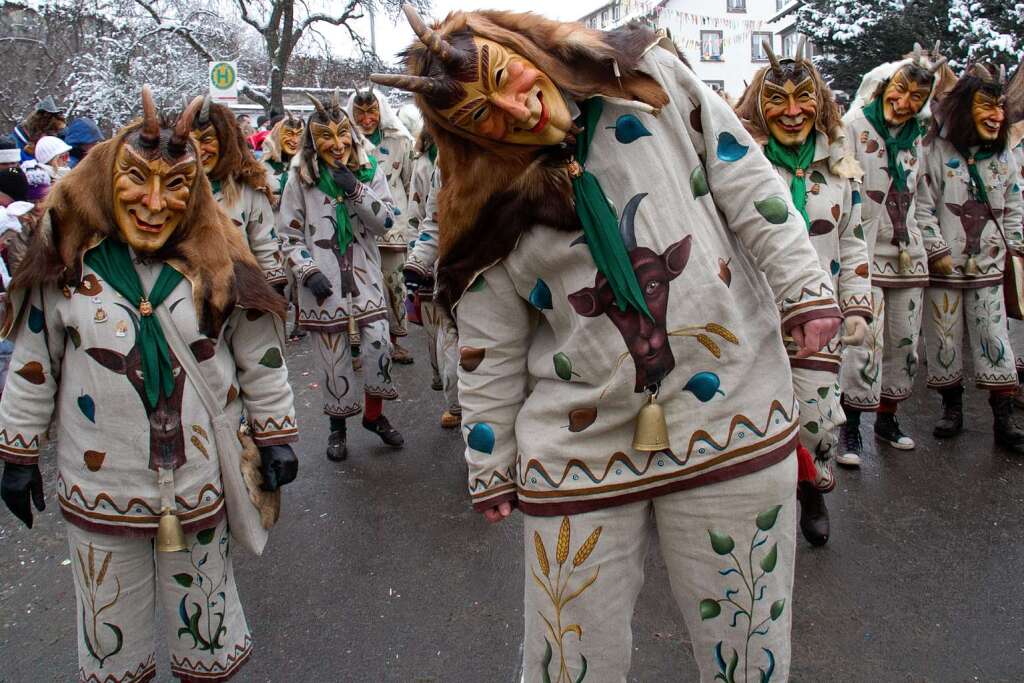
(272, 281), (287, 296)
(258, 444), (298, 492)
(304, 272), (334, 301)
(329, 166), (359, 195)
(1, 462), (45, 528)
(403, 267), (428, 292)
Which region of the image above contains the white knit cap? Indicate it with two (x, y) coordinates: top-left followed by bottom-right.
(33, 135), (72, 164)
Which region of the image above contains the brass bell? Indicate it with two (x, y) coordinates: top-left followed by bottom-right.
(156, 508), (187, 553)
(633, 394), (670, 452)
(346, 296), (361, 356)
(965, 255), (980, 276)
(898, 247), (912, 274)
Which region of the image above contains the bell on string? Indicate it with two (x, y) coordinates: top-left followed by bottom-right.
(965, 255), (980, 276)
(898, 247), (912, 274)
(633, 394), (670, 452)
(156, 508), (187, 553)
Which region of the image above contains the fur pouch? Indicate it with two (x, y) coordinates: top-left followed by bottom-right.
(238, 424), (281, 530)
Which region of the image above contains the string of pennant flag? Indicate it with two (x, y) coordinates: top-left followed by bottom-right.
(615, 0), (768, 30)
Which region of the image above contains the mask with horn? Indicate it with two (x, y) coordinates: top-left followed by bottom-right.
(113, 86), (202, 254)
(756, 37), (819, 147)
(936, 61), (1009, 148)
(300, 92), (359, 182)
(190, 95), (219, 174)
(351, 85), (382, 137)
(878, 42), (949, 127)
(278, 110), (304, 158)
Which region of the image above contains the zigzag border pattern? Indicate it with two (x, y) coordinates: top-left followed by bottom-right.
(0, 428), (41, 453)
(171, 635), (252, 681)
(782, 282), (836, 306)
(58, 476), (222, 516)
(79, 654), (156, 683)
(469, 464), (515, 497)
(249, 415), (297, 434)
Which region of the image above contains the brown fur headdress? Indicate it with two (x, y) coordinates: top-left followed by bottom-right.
(373, 5), (671, 312)
(7, 89), (285, 337)
(193, 97), (272, 205)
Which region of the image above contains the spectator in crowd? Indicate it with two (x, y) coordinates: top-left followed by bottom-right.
(32, 135), (72, 182)
(63, 117), (103, 168)
(237, 113), (255, 139)
(11, 95), (65, 161)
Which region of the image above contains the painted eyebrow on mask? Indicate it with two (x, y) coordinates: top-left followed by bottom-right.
(450, 97), (487, 126)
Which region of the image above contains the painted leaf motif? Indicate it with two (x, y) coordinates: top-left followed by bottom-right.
(830, 260), (841, 276)
(809, 171), (827, 185)
(197, 527), (215, 545)
(716, 132), (748, 162)
(683, 371), (723, 402)
(945, 158), (960, 169)
(553, 353), (573, 381)
(529, 279), (553, 310)
(817, 386), (830, 399)
(459, 346), (485, 372)
(259, 347), (284, 368)
(831, 204), (841, 221)
(83, 450), (105, 472)
(754, 196), (789, 224)
(690, 166), (709, 198)
(173, 573), (194, 588)
(865, 139), (879, 153)
(770, 599), (786, 620)
(468, 275), (487, 292)
(466, 423), (495, 454)
(541, 639), (553, 683)
(852, 190), (862, 205)
(384, 216), (394, 229)
(708, 529), (735, 555)
(608, 114), (652, 144)
(853, 225), (865, 239)
(78, 394), (96, 423)
(804, 421), (819, 434)
(15, 361), (45, 385)
(371, 201), (382, 215)
(718, 258), (732, 286)
(760, 543), (778, 572)
(756, 505), (782, 530)
(28, 306), (44, 333)
(568, 407), (598, 432)
(67, 326), (82, 349)
(810, 220), (834, 236)
(689, 106), (703, 133)
(855, 263), (870, 278)
(699, 598), (722, 620)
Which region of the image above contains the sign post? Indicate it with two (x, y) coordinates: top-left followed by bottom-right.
(208, 61), (238, 103)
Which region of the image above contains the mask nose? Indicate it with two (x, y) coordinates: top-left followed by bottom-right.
(143, 176), (165, 212)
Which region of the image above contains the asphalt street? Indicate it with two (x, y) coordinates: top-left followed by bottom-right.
(2, 325), (1024, 681)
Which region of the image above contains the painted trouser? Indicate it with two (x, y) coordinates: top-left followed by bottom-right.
(68, 519), (251, 683)
(924, 286), (1018, 391)
(840, 286), (923, 410)
(1011, 320), (1024, 376)
(421, 299), (461, 414)
(380, 250), (408, 338)
(522, 455), (796, 683)
(792, 364), (842, 491)
(312, 320), (397, 418)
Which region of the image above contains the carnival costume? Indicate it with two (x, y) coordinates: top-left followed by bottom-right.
(916, 64), (1024, 451)
(736, 39), (871, 546)
(0, 88), (298, 682)
(278, 91), (404, 462)
(347, 87), (417, 364)
(374, 7), (841, 680)
(839, 44), (950, 463)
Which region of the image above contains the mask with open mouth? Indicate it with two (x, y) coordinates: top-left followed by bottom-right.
(931, 63), (1010, 153)
(972, 87), (1005, 142)
(758, 38), (817, 147)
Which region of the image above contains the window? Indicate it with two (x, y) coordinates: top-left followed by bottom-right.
(727, 0), (746, 12)
(701, 30), (724, 61)
(611, 1), (620, 21)
(751, 32), (773, 62)
(704, 80), (725, 92)
(781, 29), (797, 58)
(600, 9), (608, 27)
(776, 0), (789, 10)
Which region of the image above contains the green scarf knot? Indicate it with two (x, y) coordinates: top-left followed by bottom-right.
(368, 128), (383, 147)
(967, 148), (996, 206)
(863, 98), (921, 192)
(316, 157), (378, 255)
(764, 130), (817, 230)
(572, 98), (651, 318)
(83, 239), (184, 409)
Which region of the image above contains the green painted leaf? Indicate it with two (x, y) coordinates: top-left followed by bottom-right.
(853, 225), (865, 240)
(809, 170), (827, 185)
(371, 201), (382, 215)
(28, 305), (44, 333)
(574, 654), (588, 683)
(468, 275), (486, 292)
(708, 529), (735, 555)
(700, 598), (722, 620)
(760, 543), (778, 573)
(690, 166), (709, 198)
(908, 299), (916, 311)
(259, 347), (284, 369)
(67, 326), (82, 349)
(816, 386), (829, 399)
(553, 352), (573, 381)
(727, 648), (739, 683)
(755, 196), (789, 224)
(804, 421), (819, 434)
(197, 527), (216, 545)
(897, 337), (913, 347)
(770, 598), (786, 620)
(756, 505), (783, 531)
(541, 638), (553, 683)
(173, 573), (194, 588)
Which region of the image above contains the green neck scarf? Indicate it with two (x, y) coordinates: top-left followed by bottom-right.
(863, 97), (921, 192)
(83, 238), (184, 409)
(209, 178), (222, 195)
(427, 144), (437, 164)
(967, 148), (996, 206)
(368, 128), (383, 147)
(270, 160), (289, 195)
(573, 98), (651, 318)
(764, 130), (817, 230)
(316, 157), (379, 255)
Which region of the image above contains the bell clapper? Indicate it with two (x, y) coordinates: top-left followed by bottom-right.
(632, 388), (671, 452)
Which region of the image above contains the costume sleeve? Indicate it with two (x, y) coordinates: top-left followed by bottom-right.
(226, 308), (298, 446)
(663, 56), (840, 331)
(246, 189), (287, 286)
(1004, 152), (1024, 244)
(0, 286), (65, 464)
(915, 139), (951, 263)
(278, 175), (321, 286)
(347, 166), (396, 238)
(456, 262), (532, 512)
(837, 181), (873, 320)
(406, 166), (441, 278)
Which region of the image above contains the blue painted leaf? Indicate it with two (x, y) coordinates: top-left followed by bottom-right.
(393, 206), (402, 216)
(384, 216), (394, 229)
(77, 394), (96, 423)
(466, 423), (495, 454)
(760, 648), (776, 683)
(945, 158), (960, 169)
(716, 132), (748, 162)
(683, 371), (724, 402)
(529, 279), (553, 310)
(420, 233), (433, 241)
(28, 306), (44, 333)
(607, 114), (652, 144)
(851, 190), (862, 205)
(379, 146), (390, 155)
(830, 259), (841, 276)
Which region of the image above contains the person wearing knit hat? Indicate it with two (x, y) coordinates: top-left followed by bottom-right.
(32, 135), (72, 182)
(12, 95), (66, 161)
(63, 118), (104, 168)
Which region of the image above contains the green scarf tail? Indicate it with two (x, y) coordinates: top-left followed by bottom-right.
(427, 144), (437, 164)
(209, 178), (222, 195)
(368, 129), (383, 146)
(83, 239), (184, 409)
(862, 98), (921, 192)
(764, 131), (817, 230)
(573, 99), (651, 318)
(270, 160), (289, 195)
(316, 157), (379, 255)
(967, 149), (995, 206)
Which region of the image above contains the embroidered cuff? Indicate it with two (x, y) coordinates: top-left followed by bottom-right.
(0, 430), (41, 465)
(249, 416), (298, 446)
(780, 301), (843, 333)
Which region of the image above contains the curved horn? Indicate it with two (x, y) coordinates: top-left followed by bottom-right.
(197, 94), (211, 126)
(795, 36), (808, 62)
(763, 40), (783, 78)
(371, 72), (453, 98)
(932, 40), (941, 56)
(912, 42), (923, 61)
(305, 92), (329, 120)
(139, 85), (160, 150)
(331, 87), (342, 111)
(619, 193), (647, 252)
(1000, 64), (1007, 85)
(402, 3), (470, 69)
(170, 96), (204, 156)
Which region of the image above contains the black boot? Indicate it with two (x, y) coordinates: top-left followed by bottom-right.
(874, 411), (915, 450)
(326, 416), (348, 461)
(990, 392), (1024, 454)
(363, 414), (405, 448)
(933, 386), (964, 438)
(796, 481), (830, 546)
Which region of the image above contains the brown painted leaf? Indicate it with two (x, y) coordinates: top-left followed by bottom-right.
(459, 346), (485, 372)
(855, 263), (870, 278)
(15, 361), (45, 385)
(809, 220), (835, 236)
(190, 338), (216, 362)
(689, 106), (703, 133)
(718, 258), (732, 287)
(75, 274), (102, 296)
(83, 450), (105, 472)
(191, 435), (210, 460)
(831, 204), (841, 221)
(865, 139), (879, 153)
(568, 407), (598, 432)
(225, 385), (239, 407)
